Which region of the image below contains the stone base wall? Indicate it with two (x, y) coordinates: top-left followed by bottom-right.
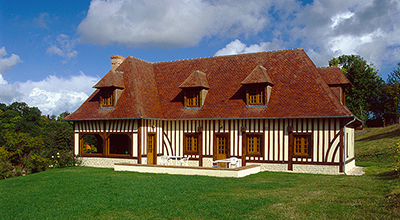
(249, 163), (342, 175)
(81, 157), (137, 168)
(202, 158), (214, 167)
(81, 157), (349, 175)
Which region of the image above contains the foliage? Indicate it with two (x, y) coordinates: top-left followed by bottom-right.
(83, 144), (98, 153)
(383, 62), (400, 124)
(388, 62), (400, 85)
(49, 151), (81, 168)
(28, 153), (50, 173)
(329, 55), (383, 121)
(42, 120), (73, 157)
(0, 147), (13, 179)
(3, 132), (43, 175)
(0, 102), (74, 178)
(371, 82), (400, 124)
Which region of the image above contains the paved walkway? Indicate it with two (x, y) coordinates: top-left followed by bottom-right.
(347, 166), (365, 175)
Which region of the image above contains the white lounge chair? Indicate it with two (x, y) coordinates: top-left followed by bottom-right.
(229, 157), (239, 168)
(179, 155), (190, 166)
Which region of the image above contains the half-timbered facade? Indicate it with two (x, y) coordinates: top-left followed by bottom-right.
(64, 49), (361, 174)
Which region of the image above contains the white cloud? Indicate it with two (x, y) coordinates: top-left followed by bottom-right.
(214, 39), (283, 56)
(0, 47), (22, 74)
(0, 72), (99, 116)
(289, 0), (400, 69)
(214, 0), (400, 73)
(46, 34), (78, 62)
(78, 0), (275, 47)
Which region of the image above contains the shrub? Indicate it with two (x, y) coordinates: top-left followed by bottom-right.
(49, 151), (81, 168)
(0, 147), (14, 179)
(28, 153), (50, 173)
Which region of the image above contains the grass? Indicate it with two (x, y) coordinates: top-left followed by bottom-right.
(1, 125), (400, 219)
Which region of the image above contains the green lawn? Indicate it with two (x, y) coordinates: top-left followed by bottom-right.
(1, 125), (400, 219)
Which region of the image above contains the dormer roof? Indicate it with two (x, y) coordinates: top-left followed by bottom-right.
(179, 70), (210, 89)
(241, 65), (274, 85)
(317, 67), (351, 87)
(93, 70), (124, 89)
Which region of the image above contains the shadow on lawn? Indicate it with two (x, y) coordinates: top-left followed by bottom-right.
(377, 170), (399, 181)
(356, 127), (400, 142)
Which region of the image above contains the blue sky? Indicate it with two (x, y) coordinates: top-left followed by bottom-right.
(1, 0), (399, 116)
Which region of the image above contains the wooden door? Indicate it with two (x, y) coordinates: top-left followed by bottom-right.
(215, 135), (228, 167)
(147, 134), (155, 164)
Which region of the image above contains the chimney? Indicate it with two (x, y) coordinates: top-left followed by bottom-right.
(110, 55), (125, 71)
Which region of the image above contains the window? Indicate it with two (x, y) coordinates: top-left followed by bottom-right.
(246, 134), (262, 156)
(217, 136), (227, 155)
(247, 87), (265, 105)
(108, 134), (131, 155)
(100, 89), (115, 107)
(185, 90), (200, 107)
(184, 134), (199, 154)
(293, 134), (312, 157)
(81, 134), (103, 155)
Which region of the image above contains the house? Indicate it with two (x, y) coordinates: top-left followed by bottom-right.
(64, 49), (361, 174)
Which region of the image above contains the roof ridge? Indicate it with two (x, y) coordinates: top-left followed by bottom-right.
(317, 66), (340, 69)
(126, 48), (305, 65)
(126, 55), (153, 64)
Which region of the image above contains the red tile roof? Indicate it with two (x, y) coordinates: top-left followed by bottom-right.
(317, 67), (351, 87)
(64, 49), (355, 121)
(179, 70), (210, 89)
(241, 65), (274, 85)
(93, 70), (125, 89)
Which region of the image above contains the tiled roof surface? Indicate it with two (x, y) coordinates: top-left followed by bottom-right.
(317, 67), (351, 87)
(179, 70), (210, 89)
(93, 70), (125, 89)
(64, 49), (355, 121)
(241, 65), (274, 85)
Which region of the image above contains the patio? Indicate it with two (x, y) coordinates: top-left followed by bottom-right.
(114, 163), (261, 178)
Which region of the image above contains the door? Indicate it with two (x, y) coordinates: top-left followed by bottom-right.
(147, 134), (156, 164)
(215, 135), (228, 167)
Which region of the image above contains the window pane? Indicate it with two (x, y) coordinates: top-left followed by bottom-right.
(248, 88), (264, 105)
(185, 135), (199, 154)
(186, 91), (200, 107)
(293, 135), (310, 157)
(247, 136), (261, 155)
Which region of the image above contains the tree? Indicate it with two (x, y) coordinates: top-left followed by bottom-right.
(371, 82), (400, 124)
(3, 132), (43, 175)
(387, 62), (400, 85)
(381, 62), (400, 124)
(329, 55), (383, 121)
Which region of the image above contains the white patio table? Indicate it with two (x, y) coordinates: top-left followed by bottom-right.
(213, 158), (232, 168)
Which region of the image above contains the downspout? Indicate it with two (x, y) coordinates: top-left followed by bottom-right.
(343, 117), (357, 175)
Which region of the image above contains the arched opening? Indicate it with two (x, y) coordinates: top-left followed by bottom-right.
(81, 134), (103, 155)
(108, 134), (131, 155)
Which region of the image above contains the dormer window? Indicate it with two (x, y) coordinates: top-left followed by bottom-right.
(92, 66), (125, 109)
(241, 65), (274, 106)
(100, 89), (115, 107)
(248, 87), (265, 105)
(185, 90), (201, 107)
(179, 70), (210, 108)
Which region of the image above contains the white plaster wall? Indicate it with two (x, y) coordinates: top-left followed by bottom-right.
(74, 133), (79, 156)
(345, 159), (356, 173)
